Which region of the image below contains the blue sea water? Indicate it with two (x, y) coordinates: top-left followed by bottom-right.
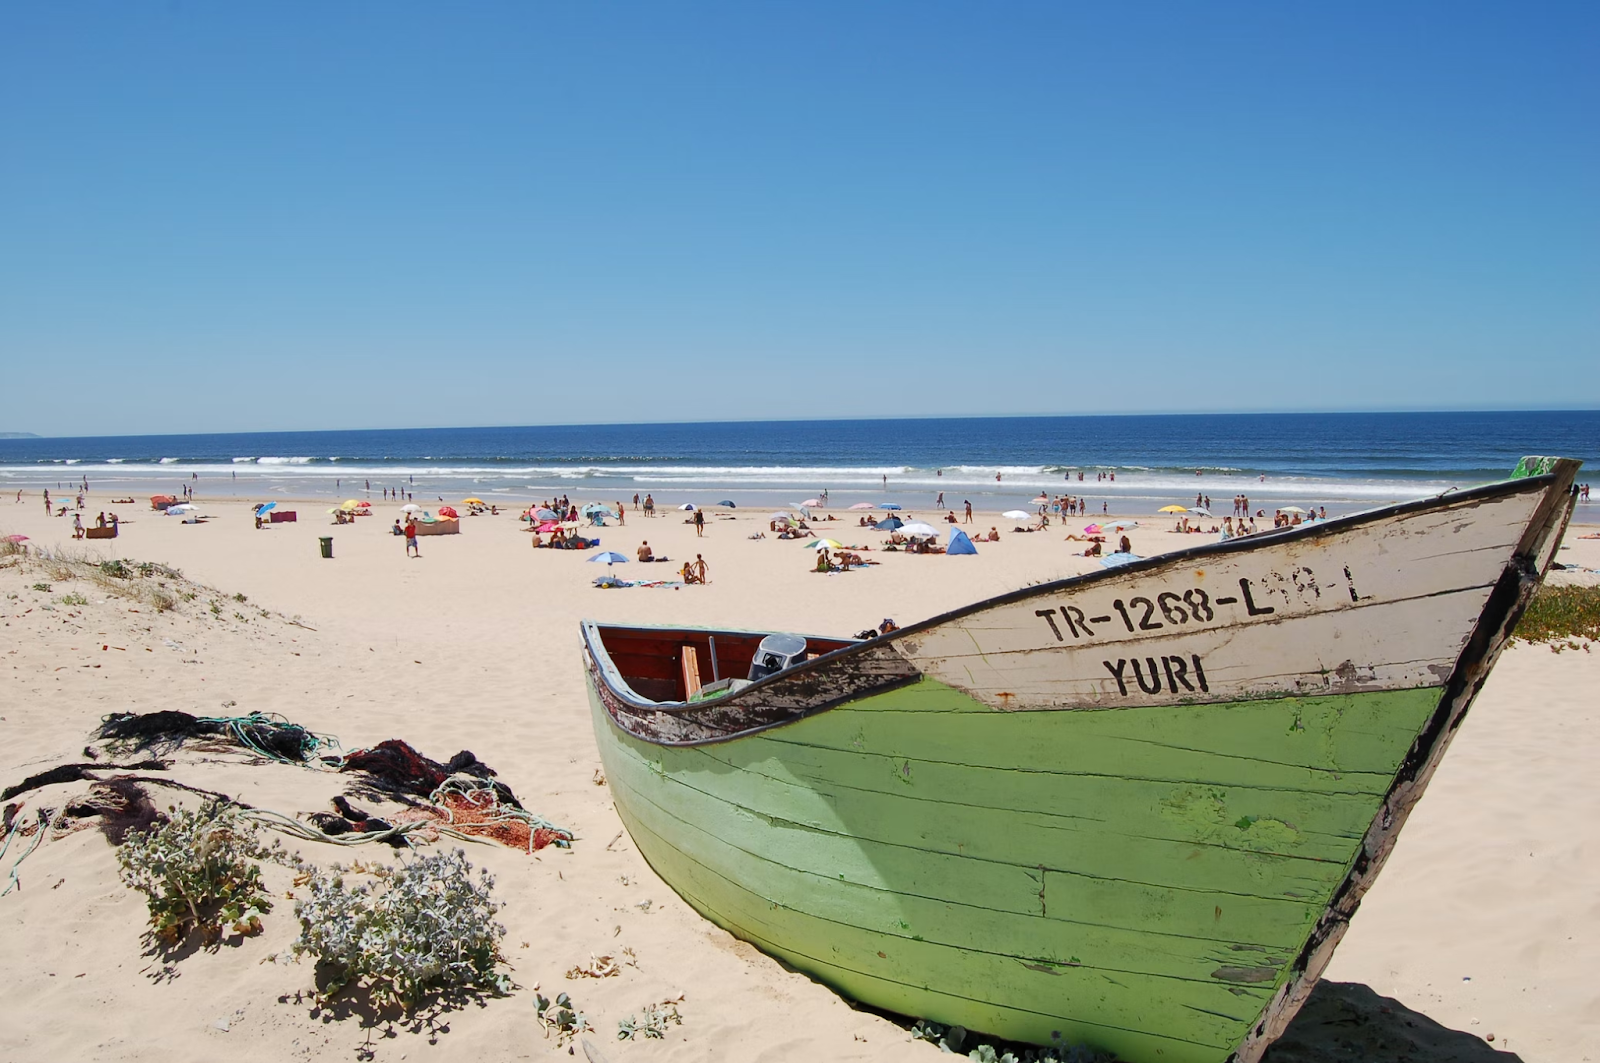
(1, 411), (1594, 513)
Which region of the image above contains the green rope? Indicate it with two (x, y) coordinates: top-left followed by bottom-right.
(240, 808), (489, 850)
(1, 808), (61, 897)
(194, 712), (341, 767)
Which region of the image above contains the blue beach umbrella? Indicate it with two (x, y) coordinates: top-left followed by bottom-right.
(881, 503), (902, 510)
(717, 500), (736, 508)
(877, 516), (904, 531)
(588, 551), (629, 566)
(534, 508), (560, 520)
(255, 501), (277, 514)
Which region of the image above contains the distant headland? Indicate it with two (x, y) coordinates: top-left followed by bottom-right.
(0, 432), (40, 439)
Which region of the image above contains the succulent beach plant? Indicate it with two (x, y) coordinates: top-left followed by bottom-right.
(116, 801), (278, 945)
(290, 849), (508, 1009)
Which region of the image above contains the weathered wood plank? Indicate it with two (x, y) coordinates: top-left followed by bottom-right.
(897, 489), (1543, 709)
(600, 704), (1325, 942)
(620, 803), (1265, 1058)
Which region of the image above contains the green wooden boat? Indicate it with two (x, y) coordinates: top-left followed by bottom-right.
(582, 458), (1580, 1062)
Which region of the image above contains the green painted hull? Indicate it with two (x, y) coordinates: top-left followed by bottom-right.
(589, 675), (1441, 1062)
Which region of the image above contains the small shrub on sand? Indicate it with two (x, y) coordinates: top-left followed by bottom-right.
(1516, 584), (1600, 647)
(291, 850), (507, 1008)
(117, 802), (277, 945)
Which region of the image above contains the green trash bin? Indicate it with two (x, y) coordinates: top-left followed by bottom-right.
(319, 536), (333, 559)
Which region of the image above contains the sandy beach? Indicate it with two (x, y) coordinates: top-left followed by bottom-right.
(2, 494), (1596, 1062)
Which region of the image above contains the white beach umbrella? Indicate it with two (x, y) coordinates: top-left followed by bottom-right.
(899, 522), (938, 537)
(401, 504), (421, 513)
(678, 503), (696, 511)
(1002, 510), (1032, 520)
(1280, 506), (1309, 515)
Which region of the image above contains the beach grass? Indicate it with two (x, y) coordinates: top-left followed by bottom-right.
(1516, 584), (1600, 645)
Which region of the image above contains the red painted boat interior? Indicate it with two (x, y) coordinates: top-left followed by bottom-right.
(594, 625), (855, 702)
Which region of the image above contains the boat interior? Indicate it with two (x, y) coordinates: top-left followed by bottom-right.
(590, 624), (858, 704)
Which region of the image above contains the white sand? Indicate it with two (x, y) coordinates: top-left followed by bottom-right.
(2, 496), (1596, 1062)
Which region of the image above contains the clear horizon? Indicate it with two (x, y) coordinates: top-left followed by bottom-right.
(3, 3), (1596, 435)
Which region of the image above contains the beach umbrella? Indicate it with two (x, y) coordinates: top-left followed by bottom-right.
(1190, 507), (1212, 517)
(255, 501), (277, 514)
(588, 551), (629, 566)
(438, 506), (459, 518)
(3, 534), (28, 543)
(401, 504), (421, 513)
(769, 511), (794, 522)
(716, 500), (736, 508)
(582, 502), (614, 515)
(877, 516), (904, 531)
(1083, 524), (1102, 534)
(678, 503), (696, 511)
(1280, 506), (1309, 514)
(1002, 510), (1032, 520)
(804, 539), (844, 550)
(357, 501), (371, 509)
(1103, 519), (1139, 531)
(900, 521), (938, 537)
(326, 507), (342, 515)
(1158, 505), (1188, 514)
(166, 503), (195, 515)
(1031, 495), (1049, 504)
(801, 498), (823, 508)
(849, 502), (875, 510)
(534, 508), (559, 520)
(881, 503), (902, 510)
(462, 497), (485, 505)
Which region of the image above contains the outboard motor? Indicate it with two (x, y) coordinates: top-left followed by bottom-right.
(747, 633), (809, 682)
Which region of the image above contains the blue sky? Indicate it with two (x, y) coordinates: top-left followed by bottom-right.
(1, 3), (1595, 435)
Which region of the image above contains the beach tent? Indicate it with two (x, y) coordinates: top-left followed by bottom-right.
(947, 528), (977, 555)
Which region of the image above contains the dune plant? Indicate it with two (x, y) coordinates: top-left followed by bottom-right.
(1516, 583), (1600, 647)
(291, 849), (508, 1009)
(116, 802), (277, 944)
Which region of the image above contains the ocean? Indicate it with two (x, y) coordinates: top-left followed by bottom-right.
(1, 411), (1594, 514)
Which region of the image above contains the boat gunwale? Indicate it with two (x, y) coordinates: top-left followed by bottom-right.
(583, 471), (1564, 721)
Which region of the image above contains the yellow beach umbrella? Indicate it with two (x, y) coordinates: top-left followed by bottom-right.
(462, 497), (485, 505)
(1158, 505), (1188, 513)
(340, 499), (361, 510)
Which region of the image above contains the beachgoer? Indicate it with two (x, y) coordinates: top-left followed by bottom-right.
(963, 501), (972, 524)
(616, 502), (625, 525)
(935, 491), (944, 508)
(404, 518), (420, 557)
(693, 508), (705, 537)
(682, 561), (700, 584)
(73, 513), (84, 539)
(1119, 534), (1132, 553)
(637, 540), (654, 562)
(989, 527), (1000, 541)
(693, 554), (709, 584)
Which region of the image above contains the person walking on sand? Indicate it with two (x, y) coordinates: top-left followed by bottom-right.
(73, 512), (84, 539)
(693, 507), (705, 537)
(693, 553), (709, 584)
(404, 517), (420, 558)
